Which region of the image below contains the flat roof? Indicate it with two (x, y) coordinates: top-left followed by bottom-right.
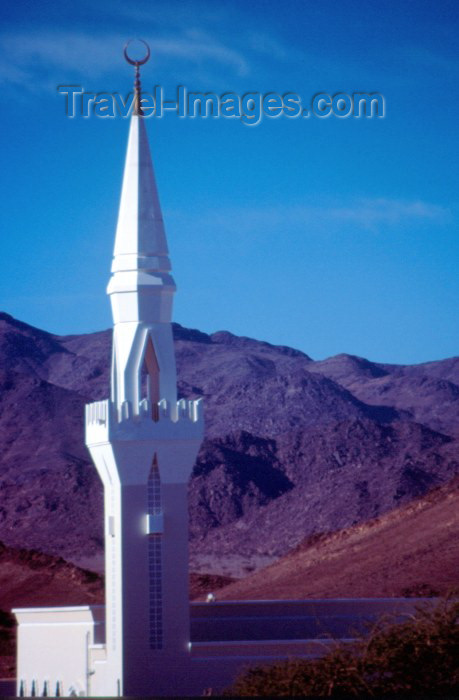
(12, 605), (104, 613)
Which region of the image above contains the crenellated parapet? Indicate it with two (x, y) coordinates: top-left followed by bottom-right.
(85, 396), (203, 446)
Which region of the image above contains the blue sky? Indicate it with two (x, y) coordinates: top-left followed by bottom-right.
(0, 0), (457, 364)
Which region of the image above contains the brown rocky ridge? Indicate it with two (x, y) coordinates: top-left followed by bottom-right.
(214, 475), (459, 601)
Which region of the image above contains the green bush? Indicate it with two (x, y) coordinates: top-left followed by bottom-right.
(225, 597), (459, 696)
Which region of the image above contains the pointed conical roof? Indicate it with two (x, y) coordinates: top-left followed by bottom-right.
(114, 114), (169, 259)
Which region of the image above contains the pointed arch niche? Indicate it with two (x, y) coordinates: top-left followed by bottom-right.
(140, 335), (160, 421)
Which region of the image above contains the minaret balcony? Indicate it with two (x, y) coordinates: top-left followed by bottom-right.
(85, 396), (203, 446)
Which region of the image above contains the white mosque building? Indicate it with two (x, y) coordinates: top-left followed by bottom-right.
(12, 43), (422, 698)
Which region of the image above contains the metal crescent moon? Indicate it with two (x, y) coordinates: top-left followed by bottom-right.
(124, 39), (151, 66)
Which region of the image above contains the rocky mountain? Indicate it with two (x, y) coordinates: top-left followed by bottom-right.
(189, 420), (458, 575)
(0, 311), (458, 575)
(308, 354), (459, 436)
(215, 474), (459, 601)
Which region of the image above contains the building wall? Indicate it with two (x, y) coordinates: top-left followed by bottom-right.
(14, 606), (104, 697)
(14, 598), (432, 696)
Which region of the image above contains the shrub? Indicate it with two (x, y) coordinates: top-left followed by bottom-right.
(225, 597), (459, 696)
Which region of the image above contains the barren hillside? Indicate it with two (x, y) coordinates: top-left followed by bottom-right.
(215, 476), (459, 600)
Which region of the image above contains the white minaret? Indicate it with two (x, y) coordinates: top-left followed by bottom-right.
(85, 42), (203, 697)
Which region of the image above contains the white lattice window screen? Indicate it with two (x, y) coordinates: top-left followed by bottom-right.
(148, 455), (163, 649)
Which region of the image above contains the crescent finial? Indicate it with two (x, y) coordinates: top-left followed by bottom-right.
(123, 39), (151, 116)
(124, 39), (151, 66)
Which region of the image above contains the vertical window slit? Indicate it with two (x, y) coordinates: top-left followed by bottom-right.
(148, 454), (163, 649)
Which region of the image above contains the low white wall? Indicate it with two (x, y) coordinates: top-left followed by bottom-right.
(14, 605), (105, 697)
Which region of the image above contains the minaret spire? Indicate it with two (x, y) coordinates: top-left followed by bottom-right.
(108, 40), (176, 413)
